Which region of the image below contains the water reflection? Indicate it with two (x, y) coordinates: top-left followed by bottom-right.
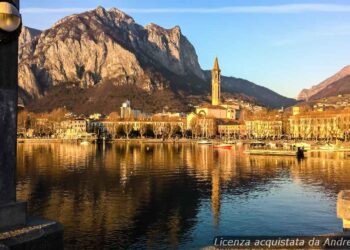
(16, 143), (350, 249)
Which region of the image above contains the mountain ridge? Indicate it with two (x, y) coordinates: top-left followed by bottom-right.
(18, 6), (296, 114)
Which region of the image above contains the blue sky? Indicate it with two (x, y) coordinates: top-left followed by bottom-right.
(21, 0), (350, 98)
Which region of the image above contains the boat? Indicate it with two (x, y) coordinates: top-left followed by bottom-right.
(214, 143), (232, 149)
(197, 140), (212, 145)
(80, 140), (90, 145)
(244, 149), (298, 156)
(245, 142), (306, 158)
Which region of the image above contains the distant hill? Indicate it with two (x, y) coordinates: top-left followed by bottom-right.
(298, 65), (350, 101)
(19, 6), (296, 114)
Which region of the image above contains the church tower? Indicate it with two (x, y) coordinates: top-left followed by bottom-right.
(212, 57), (221, 106)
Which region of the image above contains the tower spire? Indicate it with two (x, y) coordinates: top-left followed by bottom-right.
(213, 56), (220, 71)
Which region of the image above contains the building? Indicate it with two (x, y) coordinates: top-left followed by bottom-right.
(218, 123), (246, 139)
(194, 57), (241, 120)
(289, 108), (350, 140)
(58, 119), (92, 139)
(120, 100), (147, 120)
(245, 120), (283, 139)
(120, 100), (132, 119)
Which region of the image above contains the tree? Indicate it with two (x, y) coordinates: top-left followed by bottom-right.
(152, 123), (163, 139)
(190, 118), (201, 139)
(139, 123), (149, 138)
(123, 123), (133, 139)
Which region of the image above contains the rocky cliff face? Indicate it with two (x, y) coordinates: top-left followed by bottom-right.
(18, 27), (42, 100)
(19, 7), (204, 96)
(19, 6), (294, 114)
(298, 65), (350, 101)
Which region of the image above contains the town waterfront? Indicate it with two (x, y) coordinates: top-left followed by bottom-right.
(16, 142), (348, 249)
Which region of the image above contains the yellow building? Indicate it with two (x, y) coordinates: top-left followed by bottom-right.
(289, 108), (350, 140)
(245, 120), (283, 139)
(218, 124), (246, 139)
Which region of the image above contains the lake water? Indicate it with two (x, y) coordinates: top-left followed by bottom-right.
(16, 143), (348, 249)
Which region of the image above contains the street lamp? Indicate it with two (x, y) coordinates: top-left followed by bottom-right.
(0, 1), (21, 44)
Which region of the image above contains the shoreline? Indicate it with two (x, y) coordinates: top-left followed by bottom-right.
(17, 138), (350, 145)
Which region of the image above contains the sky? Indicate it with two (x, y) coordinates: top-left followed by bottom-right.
(21, 0), (350, 98)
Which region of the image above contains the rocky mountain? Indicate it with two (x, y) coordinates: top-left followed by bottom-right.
(298, 65), (350, 101)
(19, 6), (295, 114)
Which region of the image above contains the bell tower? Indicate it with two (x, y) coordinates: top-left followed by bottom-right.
(212, 57), (221, 106)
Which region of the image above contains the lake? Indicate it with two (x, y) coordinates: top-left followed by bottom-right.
(16, 143), (348, 249)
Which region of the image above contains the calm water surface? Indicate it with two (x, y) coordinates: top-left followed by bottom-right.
(16, 143), (348, 249)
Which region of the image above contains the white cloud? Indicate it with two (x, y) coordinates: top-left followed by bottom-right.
(21, 4), (350, 15)
(21, 8), (89, 14)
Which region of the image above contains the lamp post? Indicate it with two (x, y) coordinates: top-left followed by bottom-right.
(0, 0), (26, 230)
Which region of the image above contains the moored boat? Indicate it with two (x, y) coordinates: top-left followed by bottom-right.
(197, 140), (212, 145)
(244, 149), (297, 156)
(214, 143), (232, 149)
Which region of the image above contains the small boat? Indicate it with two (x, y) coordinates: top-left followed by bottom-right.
(214, 144), (232, 149)
(197, 140), (212, 145)
(80, 141), (90, 145)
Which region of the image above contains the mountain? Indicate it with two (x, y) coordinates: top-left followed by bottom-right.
(308, 75), (350, 100)
(19, 6), (295, 114)
(219, 74), (296, 108)
(297, 65), (350, 101)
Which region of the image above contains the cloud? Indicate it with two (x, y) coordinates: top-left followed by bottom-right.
(21, 4), (350, 15)
(21, 8), (89, 14)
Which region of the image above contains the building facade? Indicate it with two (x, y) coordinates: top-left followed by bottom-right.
(245, 120), (283, 139)
(289, 109), (350, 140)
(58, 119), (91, 139)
